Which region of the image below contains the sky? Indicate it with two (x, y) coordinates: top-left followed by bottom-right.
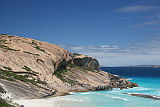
(0, 0), (160, 66)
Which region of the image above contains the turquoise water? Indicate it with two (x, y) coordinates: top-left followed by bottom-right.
(55, 68), (160, 107)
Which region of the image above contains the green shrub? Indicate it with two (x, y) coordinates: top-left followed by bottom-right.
(3, 66), (12, 71)
(36, 79), (47, 85)
(83, 67), (94, 71)
(34, 46), (45, 53)
(0, 69), (39, 86)
(54, 69), (77, 84)
(0, 45), (20, 51)
(0, 86), (6, 93)
(68, 63), (76, 68)
(31, 40), (38, 45)
(0, 39), (7, 44)
(22, 66), (32, 72)
(73, 53), (81, 56)
(7, 35), (14, 38)
(66, 79), (76, 84)
(30, 40), (46, 53)
(0, 34), (8, 35)
(54, 69), (67, 79)
(0, 34), (14, 38)
(23, 51), (40, 56)
(22, 66), (39, 76)
(0, 98), (15, 107)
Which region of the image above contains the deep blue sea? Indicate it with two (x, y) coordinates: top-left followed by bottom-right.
(55, 67), (160, 107)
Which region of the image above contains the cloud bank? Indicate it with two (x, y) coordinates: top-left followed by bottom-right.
(61, 2), (160, 66)
(114, 5), (160, 13)
(60, 37), (160, 66)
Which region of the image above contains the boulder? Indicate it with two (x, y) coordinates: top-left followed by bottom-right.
(132, 83), (139, 87)
(73, 55), (100, 71)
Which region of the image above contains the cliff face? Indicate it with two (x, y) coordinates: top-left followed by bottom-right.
(73, 54), (100, 71)
(0, 34), (72, 83)
(0, 34), (138, 100)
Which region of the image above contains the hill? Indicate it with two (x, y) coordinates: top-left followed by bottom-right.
(0, 34), (138, 106)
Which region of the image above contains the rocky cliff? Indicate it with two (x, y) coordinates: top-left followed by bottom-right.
(0, 34), (138, 100)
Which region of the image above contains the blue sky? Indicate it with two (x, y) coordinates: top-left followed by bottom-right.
(0, 0), (160, 66)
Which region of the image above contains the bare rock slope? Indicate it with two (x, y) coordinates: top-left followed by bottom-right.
(0, 34), (138, 100)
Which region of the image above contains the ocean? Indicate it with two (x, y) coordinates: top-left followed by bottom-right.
(53, 67), (160, 107)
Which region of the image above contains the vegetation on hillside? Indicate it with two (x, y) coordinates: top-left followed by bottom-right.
(22, 66), (39, 75)
(0, 67), (45, 86)
(34, 46), (46, 53)
(68, 63), (77, 68)
(0, 34), (14, 38)
(23, 51), (40, 56)
(31, 40), (46, 53)
(0, 98), (15, 107)
(54, 69), (77, 85)
(3, 66), (12, 71)
(0, 38), (19, 51)
(31, 40), (38, 45)
(0, 86), (6, 93)
(0, 45), (20, 51)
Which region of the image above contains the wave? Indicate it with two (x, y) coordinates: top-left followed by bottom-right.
(52, 96), (84, 102)
(79, 92), (92, 95)
(124, 87), (152, 91)
(111, 96), (130, 102)
(69, 92), (93, 95)
(126, 78), (133, 80)
(69, 92), (77, 94)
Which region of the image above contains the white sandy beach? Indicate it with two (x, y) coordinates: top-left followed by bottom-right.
(14, 98), (56, 107)
(13, 95), (84, 107)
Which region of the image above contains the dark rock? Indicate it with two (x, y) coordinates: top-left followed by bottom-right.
(110, 75), (119, 80)
(128, 93), (160, 100)
(132, 83), (139, 87)
(108, 74), (138, 89)
(57, 56), (72, 71)
(73, 55), (100, 71)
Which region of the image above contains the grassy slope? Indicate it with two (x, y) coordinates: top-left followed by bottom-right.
(0, 98), (15, 107)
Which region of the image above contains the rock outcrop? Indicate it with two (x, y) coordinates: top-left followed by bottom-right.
(73, 55), (100, 71)
(0, 79), (55, 100)
(125, 93), (160, 100)
(0, 34), (138, 100)
(109, 76), (138, 90)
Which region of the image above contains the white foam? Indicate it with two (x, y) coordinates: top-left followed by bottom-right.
(127, 78), (133, 80)
(79, 92), (91, 95)
(0, 92), (12, 100)
(112, 90), (120, 93)
(152, 95), (160, 99)
(111, 96), (130, 102)
(69, 92), (92, 95)
(122, 98), (130, 101)
(126, 87), (151, 91)
(69, 92), (77, 94)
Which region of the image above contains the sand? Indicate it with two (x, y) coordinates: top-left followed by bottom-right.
(13, 96), (80, 107)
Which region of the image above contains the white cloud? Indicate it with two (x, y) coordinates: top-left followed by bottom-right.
(100, 45), (110, 48)
(144, 14), (160, 20)
(149, 27), (160, 30)
(100, 45), (118, 48)
(60, 44), (119, 53)
(60, 37), (160, 66)
(135, 20), (160, 27)
(115, 5), (160, 13)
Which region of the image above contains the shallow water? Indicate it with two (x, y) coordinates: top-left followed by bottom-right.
(54, 67), (160, 107)
(54, 77), (160, 107)
(15, 67), (160, 107)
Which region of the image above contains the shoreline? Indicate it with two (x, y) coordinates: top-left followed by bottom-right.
(14, 88), (160, 107)
(12, 89), (105, 107)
